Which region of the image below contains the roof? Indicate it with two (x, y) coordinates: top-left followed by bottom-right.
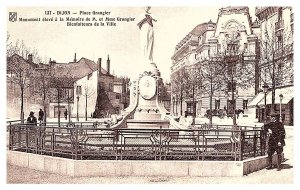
(189, 22), (216, 36)
(7, 54), (37, 71)
(52, 57), (110, 80)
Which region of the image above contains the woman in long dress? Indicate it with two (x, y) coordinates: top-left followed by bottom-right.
(137, 7), (157, 63)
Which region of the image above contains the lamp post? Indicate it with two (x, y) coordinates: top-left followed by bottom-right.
(175, 95), (178, 116)
(172, 96), (175, 115)
(279, 93), (283, 122)
(262, 83), (269, 123)
(76, 96), (80, 121)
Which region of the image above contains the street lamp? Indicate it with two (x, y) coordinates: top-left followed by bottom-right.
(262, 83), (269, 123)
(76, 96), (80, 121)
(279, 93), (283, 122)
(172, 96), (175, 115)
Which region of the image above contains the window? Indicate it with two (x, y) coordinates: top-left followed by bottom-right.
(109, 83), (113, 91)
(215, 100), (220, 110)
(87, 73), (92, 80)
(76, 85), (82, 95)
(277, 35), (283, 49)
(243, 100), (248, 110)
(116, 94), (120, 100)
(100, 82), (104, 90)
(227, 82), (236, 92)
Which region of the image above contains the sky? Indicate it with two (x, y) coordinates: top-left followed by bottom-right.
(7, 6), (256, 82)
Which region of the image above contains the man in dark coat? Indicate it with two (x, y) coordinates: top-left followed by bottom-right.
(264, 113), (286, 171)
(38, 109), (44, 123)
(27, 111), (37, 126)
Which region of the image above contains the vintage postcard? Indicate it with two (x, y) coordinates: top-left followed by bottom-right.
(5, 2), (295, 185)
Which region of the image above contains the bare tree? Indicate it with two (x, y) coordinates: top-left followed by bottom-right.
(260, 23), (293, 114)
(50, 66), (74, 126)
(33, 67), (53, 123)
(171, 68), (189, 116)
(7, 54), (35, 123)
(185, 64), (202, 123)
(199, 53), (227, 125)
(83, 81), (96, 121)
(219, 45), (255, 126)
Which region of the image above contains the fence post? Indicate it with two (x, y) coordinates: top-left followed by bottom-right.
(239, 131), (245, 161)
(159, 126), (162, 160)
(8, 122), (12, 150)
(253, 132), (257, 157)
(260, 129), (266, 156)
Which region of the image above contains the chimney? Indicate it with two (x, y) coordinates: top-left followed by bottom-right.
(74, 53), (77, 62)
(107, 54), (110, 75)
(97, 58), (102, 77)
(28, 54), (33, 64)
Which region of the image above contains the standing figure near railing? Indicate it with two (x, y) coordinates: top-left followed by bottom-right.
(27, 111), (37, 126)
(38, 109), (44, 124)
(264, 113), (286, 171)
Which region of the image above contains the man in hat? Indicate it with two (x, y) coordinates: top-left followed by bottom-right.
(27, 111), (37, 126)
(264, 113), (286, 171)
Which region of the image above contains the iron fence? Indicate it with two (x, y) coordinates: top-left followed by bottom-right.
(7, 123), (266, 161)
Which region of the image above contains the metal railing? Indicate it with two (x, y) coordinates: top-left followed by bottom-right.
(7, 123), (266, 161)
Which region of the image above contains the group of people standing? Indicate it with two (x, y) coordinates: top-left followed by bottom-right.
(26, 109), (44, 125)
(26, 108), (69, 125)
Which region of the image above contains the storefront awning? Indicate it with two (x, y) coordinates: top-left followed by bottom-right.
(257, 86), (293, 106)
(248, 92), (264, 108)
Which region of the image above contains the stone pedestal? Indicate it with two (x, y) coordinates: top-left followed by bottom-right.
(124, 62), (169, 128)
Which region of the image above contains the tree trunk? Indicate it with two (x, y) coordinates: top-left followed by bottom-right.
(271, 55), (276, 114)
(180, 93), (183, 116)
(57, 88), (61, 127)
(43, 89), (47, 123)
(85, 94), (88, 121)
(68, 90), (71, 124)
(20, 87), (24, 123)
(192, 84), (195, 125)
(209, 77), (213, 126)
(231, 70), (237, 127)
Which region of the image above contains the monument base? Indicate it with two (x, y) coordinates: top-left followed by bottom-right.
(127, 119), (169, 129)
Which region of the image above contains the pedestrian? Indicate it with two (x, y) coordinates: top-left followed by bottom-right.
(264, 113), (286, 171)
(27, 111), (37, 126)
(38, 109), (44, 123)
(64, 109), (68, 120)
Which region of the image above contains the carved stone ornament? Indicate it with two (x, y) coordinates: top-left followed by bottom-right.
(139, 75), (157, 100)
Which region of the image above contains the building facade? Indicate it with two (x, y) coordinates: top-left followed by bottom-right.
(171, 7), (260, 118)
(250, 7), (294, 125)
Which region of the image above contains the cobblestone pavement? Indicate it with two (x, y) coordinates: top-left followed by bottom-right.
(6, 128), (294, 184)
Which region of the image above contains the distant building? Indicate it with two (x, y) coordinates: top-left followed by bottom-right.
(6, 53), (129, 120)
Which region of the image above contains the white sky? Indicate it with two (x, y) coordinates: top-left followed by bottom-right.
(7, 6), (256, 82)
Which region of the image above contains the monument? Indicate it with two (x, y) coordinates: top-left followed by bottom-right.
(109, 7), (186, 130)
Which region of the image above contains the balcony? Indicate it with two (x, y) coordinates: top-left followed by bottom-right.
(274, 43), (293, 60)
(275, 20), (284, 31)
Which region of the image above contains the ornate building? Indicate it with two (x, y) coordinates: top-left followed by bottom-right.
(171, 7), (260, 118)
(249, 7), (294, 125)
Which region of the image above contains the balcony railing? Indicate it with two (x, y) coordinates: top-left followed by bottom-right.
(274, 43), (294, 59)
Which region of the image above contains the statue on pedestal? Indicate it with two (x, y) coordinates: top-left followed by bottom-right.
(137, 6), (157, 63)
